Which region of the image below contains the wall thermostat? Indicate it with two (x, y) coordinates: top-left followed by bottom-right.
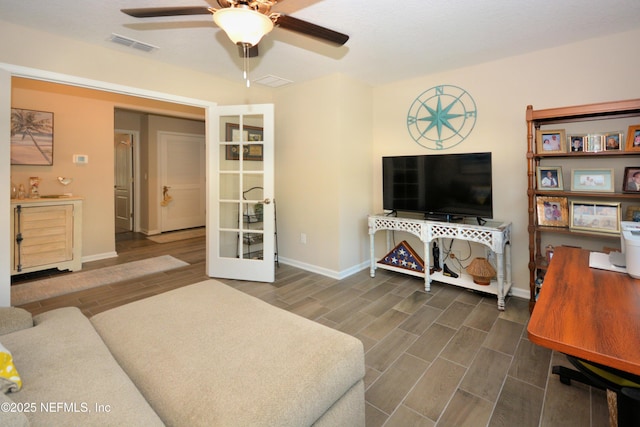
(73, 154), (89, 164)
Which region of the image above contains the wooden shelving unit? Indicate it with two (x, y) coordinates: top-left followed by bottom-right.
(526, 99), (640, 312)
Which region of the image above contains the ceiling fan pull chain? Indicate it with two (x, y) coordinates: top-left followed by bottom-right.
(243, 43), (251, 87)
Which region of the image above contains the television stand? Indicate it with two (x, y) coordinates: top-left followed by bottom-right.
(368, 214), (513, 310)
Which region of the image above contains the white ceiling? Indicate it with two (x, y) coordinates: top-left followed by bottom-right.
(2, 0), (639, 87)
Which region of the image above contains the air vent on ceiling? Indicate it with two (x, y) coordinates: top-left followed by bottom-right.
(254, 75), (293, 88)
(109, 33), (158, 53)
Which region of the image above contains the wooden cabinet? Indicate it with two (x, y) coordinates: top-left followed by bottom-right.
(526, 99), (640, 311)
(10, 197), (83, 275)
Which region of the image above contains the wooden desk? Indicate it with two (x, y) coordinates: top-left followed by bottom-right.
(528, 246), (640, 376)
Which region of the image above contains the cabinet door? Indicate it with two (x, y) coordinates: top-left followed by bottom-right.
(14, 205), (73, 271)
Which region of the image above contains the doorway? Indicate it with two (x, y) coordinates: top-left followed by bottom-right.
(158, 131), (206, 232)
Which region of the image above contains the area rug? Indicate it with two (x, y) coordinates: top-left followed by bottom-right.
(146, 228), (205, 243)
(12, 255), (189, 306)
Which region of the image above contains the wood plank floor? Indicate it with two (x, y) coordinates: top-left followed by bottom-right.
(12, 232), (609, 426)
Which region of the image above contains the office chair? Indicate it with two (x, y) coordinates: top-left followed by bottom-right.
(553, 355), (640, 426)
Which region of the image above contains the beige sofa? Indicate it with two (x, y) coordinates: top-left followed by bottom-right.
(0, 279), (366, 426)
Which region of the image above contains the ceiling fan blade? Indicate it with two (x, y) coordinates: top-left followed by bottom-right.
(275, 14), (349, 46)
(121, 7), (212, 18)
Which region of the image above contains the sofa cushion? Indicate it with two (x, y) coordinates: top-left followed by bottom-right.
(91, 279), (365, 427)
(0, 393), (29, 427)
(1, 307), (164, 426)
(0, 308), (32, 336)
(0, 342), (22, 393)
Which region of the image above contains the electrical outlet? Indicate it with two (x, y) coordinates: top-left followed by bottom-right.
(300, 233), (307, 244)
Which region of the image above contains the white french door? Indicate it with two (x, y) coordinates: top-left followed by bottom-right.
(208, 104), (275, 283)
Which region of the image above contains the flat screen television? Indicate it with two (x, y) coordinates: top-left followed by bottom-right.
(382, 152), (493, 220)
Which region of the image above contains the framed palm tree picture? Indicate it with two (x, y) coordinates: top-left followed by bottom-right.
(11, 108), (54, 165)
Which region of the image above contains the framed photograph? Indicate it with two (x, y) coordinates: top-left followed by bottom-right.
(604, 132), (623, 151)
(570, 201), (621, 234)
(536, 196), (569, 227)
(568, 134), (585, 152)
(586, 134), (604, 152)
(624, 205), (640, 222)
(622, 167), (640, 192)
(536, 166), (563, 190)
(536, 129), (566, 153)
(225, 123), (263, 161)
(10, 108), (54, 165)
(625, 125), (640, 151)
(570, 168), (614, 192)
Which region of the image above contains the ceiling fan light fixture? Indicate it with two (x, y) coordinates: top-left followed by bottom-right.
(213, 7), (273, 46)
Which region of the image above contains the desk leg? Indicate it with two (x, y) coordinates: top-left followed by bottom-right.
(506, 243), (512, 286)
(424, 241), (431, 292)
(496, 252), (505, 311)
(369, 232), (376, 278)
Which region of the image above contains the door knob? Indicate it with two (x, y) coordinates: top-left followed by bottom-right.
(262, 198), (271, 205)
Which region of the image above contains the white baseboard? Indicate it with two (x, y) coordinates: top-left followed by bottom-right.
(140, 228), (161, 236)
(277, 257), (369, 280)
(279, 257), (529, 301)
(82, 251), (118, 263)
(508, 287), (529, 300)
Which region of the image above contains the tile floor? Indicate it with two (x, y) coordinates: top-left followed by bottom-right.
(15, 233), (610, 426)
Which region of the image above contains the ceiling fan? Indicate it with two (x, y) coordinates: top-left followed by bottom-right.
(121, 1), (349, 58)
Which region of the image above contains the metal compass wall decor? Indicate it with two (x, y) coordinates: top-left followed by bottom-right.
(406, 85), (477, 150)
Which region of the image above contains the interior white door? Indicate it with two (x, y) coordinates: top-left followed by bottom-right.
(208, 104), (275, 283)
(114, 132), (133, 233)
(159, 131), (206, 232)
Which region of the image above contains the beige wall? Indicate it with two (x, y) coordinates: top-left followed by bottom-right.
(273, 74), (373, 276)
(0, 21), (272, 105)
(372, 28), (640, 297)
(11, 79), (120, 258)
(11, 79), (208, 259)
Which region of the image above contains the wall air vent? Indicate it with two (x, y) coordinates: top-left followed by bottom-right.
(109, 33), (158, 53)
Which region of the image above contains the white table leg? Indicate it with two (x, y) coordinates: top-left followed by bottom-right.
(496, 251), (505, 310)
(424, 241), (431, 292)
(369, 232), (376, 277)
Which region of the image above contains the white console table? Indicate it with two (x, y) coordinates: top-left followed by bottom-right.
(368, 214), (512, 310)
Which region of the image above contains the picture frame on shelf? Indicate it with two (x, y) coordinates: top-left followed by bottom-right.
(624, 205), (640, 222)
(536, 129), (566, 153)
(604, 132), (623, 151)
(536, 196), (569, 227)
(536, 166), (563, 190)
(625, 125), (640, 151)
(570, 168), (614, 192)
(568, 134), (585, 152)
(10, 108), (54, 166)
(586, 134), (604, 152)
(570, 201), (621, 234)
(622, 167), (640, 193)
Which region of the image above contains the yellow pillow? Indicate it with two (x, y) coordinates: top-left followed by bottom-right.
(0, 342), (22, 393)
